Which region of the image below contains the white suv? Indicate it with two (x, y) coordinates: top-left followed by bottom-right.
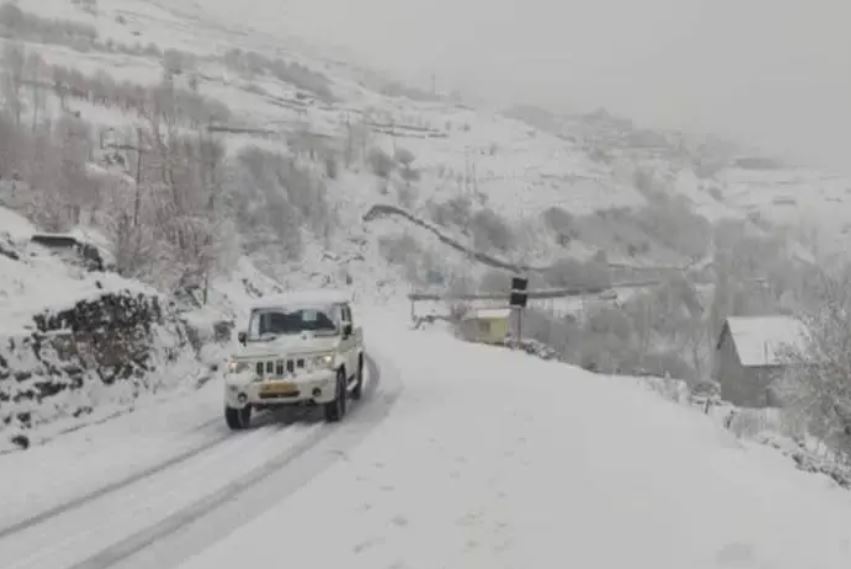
(224, 290), (364, 429)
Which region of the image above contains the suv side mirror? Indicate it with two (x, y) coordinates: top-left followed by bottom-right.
(342, 323), (353, 338)
(238, 331), (247, 346)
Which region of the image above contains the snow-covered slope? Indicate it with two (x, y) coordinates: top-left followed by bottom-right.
(0, 206), (199, 447)
(7, 0), (840, 280)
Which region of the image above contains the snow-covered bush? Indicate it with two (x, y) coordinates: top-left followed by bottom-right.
(71, 0), (98, 16)
(776, 268), (851, 457)
(586, 306), (632, 342)
(221, 48), (333, 99)
(544, 257), (611, 289)
(396, 181), (417, 209)
(470, 208), (514, 252)
(542, 206), (579, 245)
(0, 3), (97, 46)
(519, 308), (580, 353)
(633, 194), (711, 260)
(162, 48), (195, 76)
(430, 196), (472, 228)
(368, 147), (395, 179)
(378, 233), (419, 266)
(394, 147), (416, 168)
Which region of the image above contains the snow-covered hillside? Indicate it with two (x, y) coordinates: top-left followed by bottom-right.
(6, 0), (844, 280)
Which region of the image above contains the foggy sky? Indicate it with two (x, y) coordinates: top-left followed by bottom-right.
(202, 0), (851, 172)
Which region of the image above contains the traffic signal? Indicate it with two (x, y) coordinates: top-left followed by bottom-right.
(510, 276), (528, 307)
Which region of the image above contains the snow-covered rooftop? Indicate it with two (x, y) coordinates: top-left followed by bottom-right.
(463, 307), (512, 320)
(725, 316), (809, 367)
(251, 289), (353, 310)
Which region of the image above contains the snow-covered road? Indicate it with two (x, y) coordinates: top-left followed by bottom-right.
(175, 311), (851, 569)
(0, 356), (396, 569)
(3, 310), (851, 569)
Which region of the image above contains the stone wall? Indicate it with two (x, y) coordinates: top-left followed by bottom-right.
(0, 291), (193, 447)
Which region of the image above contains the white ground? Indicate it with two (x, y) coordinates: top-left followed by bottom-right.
(1, 307), (851, 569)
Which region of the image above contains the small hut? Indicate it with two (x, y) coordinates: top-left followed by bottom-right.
(713, 316), (809, 408)
(459, 308), (512, 345)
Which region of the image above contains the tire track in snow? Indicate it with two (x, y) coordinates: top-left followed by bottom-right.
(0, 418), (227, 541)
(67, 356), (396, 569)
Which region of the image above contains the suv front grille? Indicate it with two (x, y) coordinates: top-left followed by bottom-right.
(256, 359), (299, 378)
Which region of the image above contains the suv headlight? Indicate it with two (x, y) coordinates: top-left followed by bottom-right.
(227, 359), (250, 374)
(311, 354), (335, 369)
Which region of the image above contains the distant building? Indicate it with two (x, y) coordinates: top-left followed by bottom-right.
(713, 316), (809, 408)
(459, 308), (512, 345)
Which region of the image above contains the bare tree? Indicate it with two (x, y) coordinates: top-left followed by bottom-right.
(144, 79), (183, 214)
(2, 43), (25, 127)
(780, 268), (851, 456)
(24, 51), (47, 132)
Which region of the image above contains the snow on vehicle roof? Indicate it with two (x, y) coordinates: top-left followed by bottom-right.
(724, 316), (809, 367)
(251, 289), (352, 310)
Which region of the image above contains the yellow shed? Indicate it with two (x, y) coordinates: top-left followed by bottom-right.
(459, 308), (512, 345)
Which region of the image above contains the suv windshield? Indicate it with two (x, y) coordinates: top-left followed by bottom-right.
(249, 307), (338, 340)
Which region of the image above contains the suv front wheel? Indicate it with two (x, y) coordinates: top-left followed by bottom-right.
(225, 405), (251, 430)
(351, 355), (364, 401)
(324, 368), (347, 422)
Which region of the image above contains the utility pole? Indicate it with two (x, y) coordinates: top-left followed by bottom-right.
(133, 128), (144, 227)
(510, 276), (529, 350)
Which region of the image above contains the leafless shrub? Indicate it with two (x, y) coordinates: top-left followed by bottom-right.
(430, 196), (472, 228)
(544, 258), (611, 289)
(542, 206), (576, 235)
(378, 233), (419, 266)
(394, 147), (415, 168)
(400, 167), (420, 183)
(324, 155), (338, 179)
(1, 43), (24, 127)
(71, 0), (98, 15)
(777, 268), (851, 456)
(586, 307), (632, 343)
(397, 182), (417, 209)
(162, 49), (196, 76)
(368, 147), (394, 179)
(633, 194), (711, 260)
(708, 186), (724, 201)
(222, 48), (334, 100)
(380, 81), (440, 102)
(233, 147), (333, 256)
(470, 208), (513, 252)
(0, 3), (97, 46)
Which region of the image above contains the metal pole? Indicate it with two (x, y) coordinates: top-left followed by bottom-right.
(517, 307), (523, 350)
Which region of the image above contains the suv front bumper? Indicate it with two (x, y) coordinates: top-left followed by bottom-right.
(225, 370), (338, 408)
